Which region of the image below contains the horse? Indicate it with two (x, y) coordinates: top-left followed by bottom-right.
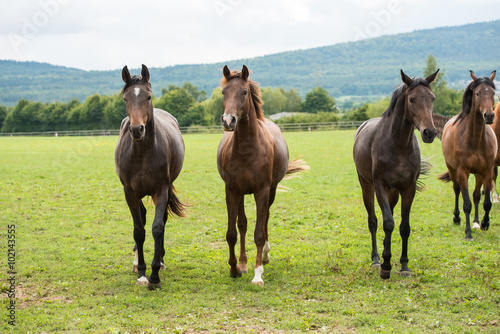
(439, 70), (497, 240)
(115, 64), (186, 289)
(217, 65), (308, 286)
(488, 96), (500, 203)
(353, 69), (439, 279)
(432, 114), (451, 140)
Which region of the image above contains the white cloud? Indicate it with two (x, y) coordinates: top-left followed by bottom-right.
(0, 0), (499, 70)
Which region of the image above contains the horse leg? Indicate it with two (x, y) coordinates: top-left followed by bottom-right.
(133, 200), (147, 274)
(472, 175), (483, 230)
(124, 188), (147, 284)
(375, 183), (394, 279)
(358, 175), (379, 267)
(492, 166), (499, 204)
(458, 171), (473, 240)
(481, 171), (494, 230)
(237, 196), (248, 274)
(225, 187), (243, 278)
(148, 187), (170, 289)
(399, 187), (416, 278)
(262, 186), (277, 265)
(252, 187), (270, 286)
(453, 182), (461, 224)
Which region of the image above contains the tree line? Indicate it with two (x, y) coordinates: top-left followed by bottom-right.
(0, 83), (338, 132)
(0, 55), (465, 133)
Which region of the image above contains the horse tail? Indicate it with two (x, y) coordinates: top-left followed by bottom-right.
(167, 186), (187, 218)
(438, 171), (452, 183)
(284, 158), (310, 180)
(416, 159), (433, 192)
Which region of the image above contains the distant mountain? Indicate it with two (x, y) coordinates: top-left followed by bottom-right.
(1, 20), (499, 106)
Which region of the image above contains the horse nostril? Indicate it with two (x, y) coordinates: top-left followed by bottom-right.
(139, 125), (145, 133)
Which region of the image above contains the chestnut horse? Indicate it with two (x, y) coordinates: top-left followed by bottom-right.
(353, 69), (439, 279)
(115, 65), (186, 289)
(488, 96), (500, 203)
(439, 70), (497, 240)
(217, 65), (308, 286)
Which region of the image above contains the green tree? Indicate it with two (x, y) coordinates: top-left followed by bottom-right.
(302, 87), (336, 114)
(423, 54), (462, 116)
(344, 103), (369, 122)
(155, 88), (195, 122)
(283, 88), (302, 113)
(204, 88), (224, 125)
(261, 87), (287, 115)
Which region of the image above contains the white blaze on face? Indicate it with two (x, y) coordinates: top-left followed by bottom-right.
(252, 265), (264, 285)
(134, 87), (141, 96)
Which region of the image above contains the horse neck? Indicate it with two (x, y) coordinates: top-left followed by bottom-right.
(464, 101), (487, 146)
(233, 98), (260, 146)
(386, 97), (415, 146)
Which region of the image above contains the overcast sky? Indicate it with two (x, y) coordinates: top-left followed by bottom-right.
(1, 0), (499, 71)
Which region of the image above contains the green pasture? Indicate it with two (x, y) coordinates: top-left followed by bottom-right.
(0, 131), (499, 333)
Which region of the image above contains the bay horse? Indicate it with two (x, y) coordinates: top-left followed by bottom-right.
(115, 64), (186, 289)
(439, 70), (497, 240)
(488, 96), (500, 203)
(217, 65), (308, 286)
(353, 69), (439, 279)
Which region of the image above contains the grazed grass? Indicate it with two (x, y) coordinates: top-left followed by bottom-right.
(0, 131), (499, 333)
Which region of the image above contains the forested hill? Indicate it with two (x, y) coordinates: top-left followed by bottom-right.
(1, 20), (499, 106)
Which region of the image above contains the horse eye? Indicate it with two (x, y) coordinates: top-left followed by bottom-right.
(409, 97), (416, 103)
(243, 89), (248, 96)
(147, 95), (152, 101)
(221, 90), (225, 95)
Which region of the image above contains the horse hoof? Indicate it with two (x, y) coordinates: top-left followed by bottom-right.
(379, 268), (391, 279)
(472, 222), (481, 230)
(229, 268), (242, 278)
(371, 262), (381, 269)
(136, 276), (148, 285)
(399, 270), (411, 278)
(481, 221), (490, 231)
(237, 264), (248, 274)
(147, 282), (161, 290)
(465, 236), (473, 241)
(251, 280), (264, 287)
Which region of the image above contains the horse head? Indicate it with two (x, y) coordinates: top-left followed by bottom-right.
(401, 69), (439, 143)
(122, 64), (153, 142)
(220, 65), (251, 131)
(470, 70), (496, 124)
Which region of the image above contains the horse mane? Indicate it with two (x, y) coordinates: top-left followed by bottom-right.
(220, 70), (265, 121)
(121, 75), (151, 95)
(382, 78), (431, 118)
(453, 77), (496, 125)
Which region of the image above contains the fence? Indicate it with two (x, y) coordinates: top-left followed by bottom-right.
(0, 121), (365, 137)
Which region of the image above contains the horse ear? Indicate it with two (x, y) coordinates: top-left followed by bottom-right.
(223, 65), (231, 79)
(242, 65), (249, 80)
(470, 70), (477, 82)
(400, 70), (413, 86)
(425, 69), (440, 84)
(489, 70), (496, 82)
(141, 64), (150, 83)
(122, 66), (131, 83)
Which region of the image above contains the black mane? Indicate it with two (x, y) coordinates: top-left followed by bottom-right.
(382, 78), (431, 117)
(121, 75), (151, 94)
(453, 76), (496, 125)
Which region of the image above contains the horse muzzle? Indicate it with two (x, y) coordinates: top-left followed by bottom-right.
(484, 111), (495, 125)
(222, 114), (236, 131)
(421, 127), (437, 143)
(129, 124), (145, 142)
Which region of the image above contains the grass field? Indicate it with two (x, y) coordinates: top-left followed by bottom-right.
(1, 131), (499, 333)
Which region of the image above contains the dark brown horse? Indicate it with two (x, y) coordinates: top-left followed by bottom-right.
(488, 96), (500, 203)
(432, 114), (451, 140)
(353, 69), (439, 279)
(115, 64), (186, 289)
(440, 71), (497, 240)
(217, 65), (308, 286)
